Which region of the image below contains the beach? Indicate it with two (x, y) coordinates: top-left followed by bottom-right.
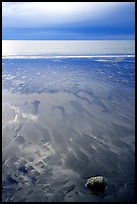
(2, 49), (135, 201)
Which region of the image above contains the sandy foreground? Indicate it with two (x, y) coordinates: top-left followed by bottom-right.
(2, 58), (135, 202)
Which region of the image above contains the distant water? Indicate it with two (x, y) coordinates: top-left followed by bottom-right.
(2, 40), (135, 202)
(2, 40), (135, 57)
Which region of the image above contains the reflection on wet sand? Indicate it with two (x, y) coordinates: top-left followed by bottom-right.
(2, 57), (135, 202)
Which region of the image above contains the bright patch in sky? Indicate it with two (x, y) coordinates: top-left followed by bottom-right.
(2, 2), (135, 40)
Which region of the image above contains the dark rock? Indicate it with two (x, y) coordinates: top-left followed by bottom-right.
(85, 176), (107, 193)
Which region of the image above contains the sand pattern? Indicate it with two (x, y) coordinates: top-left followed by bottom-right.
(2, 57), (135, 202)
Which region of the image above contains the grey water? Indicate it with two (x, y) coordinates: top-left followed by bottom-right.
(2, 40), (135, 202)
(2, 40), (135, 56)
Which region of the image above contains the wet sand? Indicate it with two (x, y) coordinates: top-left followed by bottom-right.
(2, 57), (135, 202)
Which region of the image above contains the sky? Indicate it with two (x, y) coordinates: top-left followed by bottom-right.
(2, 2), (135, 40)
